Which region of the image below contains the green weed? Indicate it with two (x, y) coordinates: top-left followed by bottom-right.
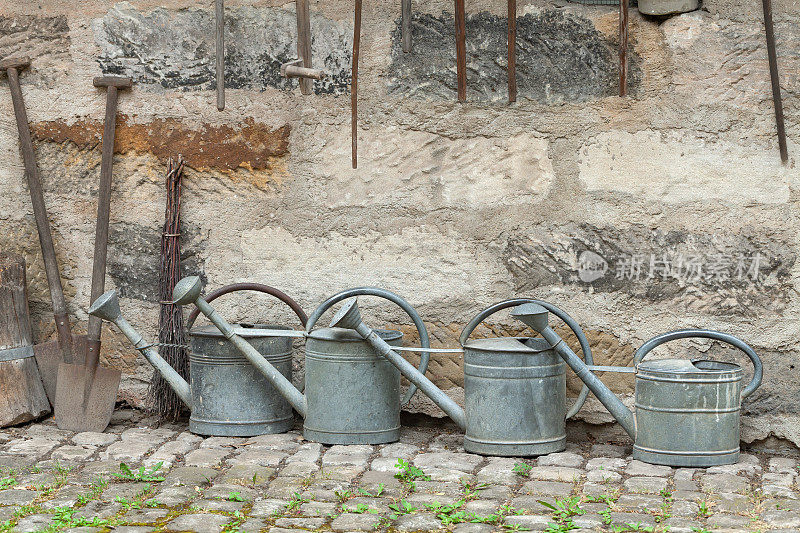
(112, 462), (166, 483)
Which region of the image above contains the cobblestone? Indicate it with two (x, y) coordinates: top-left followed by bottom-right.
(623, 476), (668, 493)
(538, 451), (584, 468)
(72, 432), (120, 447)
(0, 414), (796, 532)
(184, 447), (229, 467)
(624, 460), (673, 477)
(700, 472), (750, 493)
(527, 465), (584, 482)
(164, 513), (230, 532)
(331, 512), (382, 531)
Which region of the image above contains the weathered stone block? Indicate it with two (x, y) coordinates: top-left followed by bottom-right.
(93, 3), (351, 95)
(389, 11), (639, 102)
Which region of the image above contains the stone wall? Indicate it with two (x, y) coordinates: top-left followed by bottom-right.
(0, 0), (798, 445)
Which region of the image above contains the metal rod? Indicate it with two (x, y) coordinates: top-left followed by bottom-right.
(216, 0), (224, 110)
(296, 0), (313, 95)
(402, 0), (412, 53)
(619, 0), (628, 97)
(761, 0), (788, 163)
(5, 63), (75, 364)
(352, 0), (362, 168)
(454, 0), (467, 102)
(587, 365), (635, 373)
(508, 0), (517, 103)
(392, 346), (464, 353)
(115, 315), (191, 406)
(355, 322), (467, 430)
(542, 326), (636, 439)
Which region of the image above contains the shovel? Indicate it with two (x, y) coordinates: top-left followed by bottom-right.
(54, 76), (129, 432)
(0, 56), (88, 404)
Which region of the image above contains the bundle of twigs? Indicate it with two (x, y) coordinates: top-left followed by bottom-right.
(148, 157), (189, 420)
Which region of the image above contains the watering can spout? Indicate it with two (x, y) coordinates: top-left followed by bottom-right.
(88, 290), (192, 407)
(172, 277), (308, 418)
(512, 303), (636, 439)
(331, 299), (467, 430)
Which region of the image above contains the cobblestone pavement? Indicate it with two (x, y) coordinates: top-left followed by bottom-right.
(0, 410), (798, 533)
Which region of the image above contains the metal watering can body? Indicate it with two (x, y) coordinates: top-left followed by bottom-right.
(303, 327), (403, 444)
(633, 358), (744, 466)
(89, 282), (308, 437)
(515, 303), (763, 467)
(457, 299), (594, 456)
(330, 297), (593, 457)
(174, 279), (432, 446)
(188, 324), (294, 436)
(462, 338), (567, 456)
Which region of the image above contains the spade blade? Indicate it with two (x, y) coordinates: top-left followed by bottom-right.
(54, 362), (121, 432)
(33, 334), (87, 405)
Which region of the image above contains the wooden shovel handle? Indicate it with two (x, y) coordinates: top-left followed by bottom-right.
(86, 85), (121, 369)
(6, 66), (75, 363)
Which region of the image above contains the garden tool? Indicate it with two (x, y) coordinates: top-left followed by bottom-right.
(508, 0), (516, 103)
(216, 0), (224, 110)
(280, 0), (326, 94)
(619, 0), (628, 96)
(351, 0), (362, 168)
(55, 76), (130, 432)
(761, 0), (788, 163)
(328, 297), (593, 456)
(402, 0), (412, 52)
(172, 277), (431, 444)
(514, 303), (763, 466)
(1, 56), (87, 404)
(90, 283), (307, 436)
(455, 0), (467, 102)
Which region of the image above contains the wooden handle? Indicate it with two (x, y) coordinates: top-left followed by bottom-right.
(508, 0), (516, 103)
(402, 0), (412, 53)
(455, 0), (467, 102)
(619, 0), (628, 97)
(216, 0), (225, 110)
(296, 0), (313, 95)
(352, 0), (362, 169)
(6, 67), (74, 363)
(762, 0), (788, 163)
(86, 85), (120, 359)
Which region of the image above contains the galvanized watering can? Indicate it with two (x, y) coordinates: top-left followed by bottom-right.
(88, 283), (307, 437)
(172, 277), (432, 445)
(327, 297), (594, 457)
(512, 303), (763, 467)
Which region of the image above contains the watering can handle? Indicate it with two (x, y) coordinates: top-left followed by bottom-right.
(185, 282), (308, 331)
(306, 287), (430, 406)
(633, 329), (763, 399)
(459, 298), (594, 420)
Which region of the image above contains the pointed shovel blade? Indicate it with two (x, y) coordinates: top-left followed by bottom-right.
(54, 362), (120, 432)
(33, 334), (88, 405)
